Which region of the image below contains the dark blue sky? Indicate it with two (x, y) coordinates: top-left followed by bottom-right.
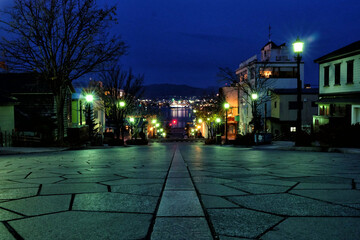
(1, 0), (359, 88)
(111, 0), (360, 88)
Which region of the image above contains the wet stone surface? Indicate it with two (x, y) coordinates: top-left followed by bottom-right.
(1, 143), (360, 239)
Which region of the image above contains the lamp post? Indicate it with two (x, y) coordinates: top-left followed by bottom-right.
(85, 94), (94, 142)
(129, 117), (135, 139)
(251, 93), (258, 144)
(224, 102), (230, 144)
(293, 37), (304, 146)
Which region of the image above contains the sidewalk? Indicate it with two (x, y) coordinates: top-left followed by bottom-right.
(0, 147), (66, 155)
(253, 141), (360, 154)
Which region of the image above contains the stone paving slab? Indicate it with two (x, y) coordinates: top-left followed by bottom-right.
(73, 192), (158, 213)
(0, 195), (71, 216)
(290, 189), (360, 205)
(224, 182), (290, 194)
(207, 208), (283, 239)
(151, 217), (212, 240)
(157, 190), (204, 217)
(165, 177), (194, 191)
(111, 183), (163, 196)
(40, 183), (108, 195)
(261, 217), (360, 240)
(293, 183), (351, 189)
(9, 211), (152, 240)
(0, 188), (38, 200)
(228, 193), (360, 216)
(200, 195), (238, 208)
(196, 183), (248, 196)
(103, 178), (165, 185)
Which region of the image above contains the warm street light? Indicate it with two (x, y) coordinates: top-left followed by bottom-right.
(156, 123), (160, 128)
(152, 119), (157, 124)
(224, 102), (230, 144)
(198, 119), (203, 123)
(216, 118), (221, 123)
(293, 36), (304, 146)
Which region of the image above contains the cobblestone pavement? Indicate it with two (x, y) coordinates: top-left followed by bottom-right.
(0, 143), (360, 239)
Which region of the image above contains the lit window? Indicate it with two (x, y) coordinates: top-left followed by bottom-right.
(290, 127), (296, 132)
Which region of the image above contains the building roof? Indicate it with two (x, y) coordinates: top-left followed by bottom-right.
(261, 41), (286, 50)
(0, 72), (52, 94)
(0, 94), (18, 106)
(314, 40), (360, 63)
(271, 88), (319, 95)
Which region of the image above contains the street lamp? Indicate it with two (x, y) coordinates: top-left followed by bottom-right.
(224, 102), (230, 144)
(251, 92), (259, 144)
(293, 36), (304, 146)
(118, 100), (126, 108)
(85, 94), (94, 142)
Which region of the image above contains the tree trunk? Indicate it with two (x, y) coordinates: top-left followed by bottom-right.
(55, 93), (65, 145)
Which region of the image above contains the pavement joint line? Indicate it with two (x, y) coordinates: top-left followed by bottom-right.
(68, 194), (75, 211)
(180, 149), (220, 240)
(150, 145), (213, 239)
(0, 206), (26, 217)
(145, 144), (177, 239)
(285, 182), (300, 193)
(256, 217), (288, 239)
(2, 221), (24, 240)
(36, 184), (42, 195)
(23, 172), (32, 179)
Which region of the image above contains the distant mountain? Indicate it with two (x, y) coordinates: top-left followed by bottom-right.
(142, 84), (218, 99)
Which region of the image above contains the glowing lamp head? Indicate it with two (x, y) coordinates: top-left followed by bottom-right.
(293, 37), (304, 53)
(85, 94), (94, 102)
(129, 117), (135, 123)
(193, 109), (197, 113)
(152, 119), (157, 124)
(197, 126), (201, 129)
(216, 118), (221, 123)
(119, 100), (126, 108)
(224, 103), (230, 109)
(251, 93), (258, 100)
(207, 118), (210, 121)
(198, 119), (202, 123)
(156, 123), (160, 127)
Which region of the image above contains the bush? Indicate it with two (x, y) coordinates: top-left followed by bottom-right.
(205, 138), (216, 145)
(233, 133), (255, 146)
(295, 131), (313, 147)
(316, 123), (360, 147)
(126, 139), (148, 145)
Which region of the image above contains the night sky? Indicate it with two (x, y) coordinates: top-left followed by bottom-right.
(2, 0), (360, 88)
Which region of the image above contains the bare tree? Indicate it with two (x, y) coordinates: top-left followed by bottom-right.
(217, 64), (274, 133)
(100, 66), (144, 144)
(0, 0), (127, 143)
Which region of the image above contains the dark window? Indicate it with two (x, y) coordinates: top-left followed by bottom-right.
(274, 101), (277, 108)
(311, 101), (317, 107)
(288, 101), (303, 110)
(324, 66), (329, 86)
(335, 63), (341, 85)
(347, 60), (354, 84)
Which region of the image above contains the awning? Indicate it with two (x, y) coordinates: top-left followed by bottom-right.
(316, 97), (360, 104)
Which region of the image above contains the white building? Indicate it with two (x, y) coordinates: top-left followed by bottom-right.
(313, 40), (360, 131)
(235, 41), (304, 134)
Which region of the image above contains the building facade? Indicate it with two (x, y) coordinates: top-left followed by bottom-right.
(268, 88), (318, 139)
(235, 41), (304, 134)
(313, 40), (360, 131)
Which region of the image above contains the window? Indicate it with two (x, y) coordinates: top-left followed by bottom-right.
(274, 101), (277, 108)
(347, 60), (354, 84)
(290, 127), (296, 132)
(324, 66), (330, 86)
(288, 101), (303, 110)
(335, 63), (341, 85)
